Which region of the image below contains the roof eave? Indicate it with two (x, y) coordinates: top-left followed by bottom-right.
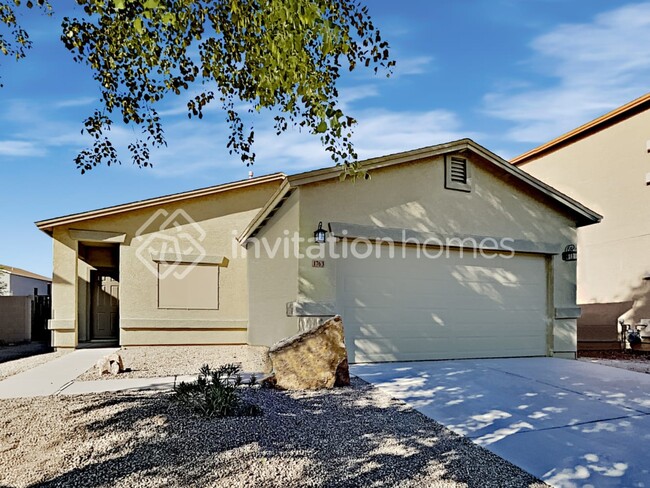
(512, 92), (650, 165)
(287, 138), (474, 187)
(35, 172), (286, 234)
(468, 141), (602, 226)
(243, 138), (600, 239)
(237, 179), (293, 243)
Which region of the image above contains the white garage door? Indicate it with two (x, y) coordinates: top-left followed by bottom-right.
(337, 246), (548, 363)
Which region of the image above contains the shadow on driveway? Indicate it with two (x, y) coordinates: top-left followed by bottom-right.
(0, 342), (51, 364)
(353, 357), (650, 487)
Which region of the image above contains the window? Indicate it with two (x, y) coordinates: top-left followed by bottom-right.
(158, 264), (219, 310)
(445, 155), (472, 192)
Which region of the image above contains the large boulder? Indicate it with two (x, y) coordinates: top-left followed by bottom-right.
(96, 352), (125, 375)
(267, 315), (350, 390)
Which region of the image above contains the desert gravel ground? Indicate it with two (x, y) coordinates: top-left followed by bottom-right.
(579, 350), (650, 374)
(0, 378), (545, 488)
(76, 345), (271, 381)
(0, 346), (68, 382)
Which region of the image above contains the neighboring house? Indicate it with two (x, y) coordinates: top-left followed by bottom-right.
(0, 265), (51, 343)
(511, 93), (650, 350)
(0, 265), (51, 297)
(36, 139), (600, 361)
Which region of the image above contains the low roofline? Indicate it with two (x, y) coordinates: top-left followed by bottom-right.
(239, 138), (602, 242)
(0, 265), (51, 282)
(35, 172), (286, 234)
(512, 92), (650, 165)
(237, 179), (292, 243)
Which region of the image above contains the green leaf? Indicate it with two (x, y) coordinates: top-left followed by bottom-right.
(46, 0), (394, 172)
(133, 17), (143, 34)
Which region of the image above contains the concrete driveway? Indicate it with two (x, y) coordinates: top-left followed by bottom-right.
(352, 358), (650, 488)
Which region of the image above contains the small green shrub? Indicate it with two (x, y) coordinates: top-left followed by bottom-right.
(173, 363), (261, 417)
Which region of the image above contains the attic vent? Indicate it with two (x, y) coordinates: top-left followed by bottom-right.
(449, 157), (467, 183)
(445, 155), (472, 192)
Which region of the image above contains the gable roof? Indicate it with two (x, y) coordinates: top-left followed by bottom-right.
(239, 138), (602, 242)
(0, 265), (51, 282)
(35, 173), (286, 234)
(512, 92), (650, 166)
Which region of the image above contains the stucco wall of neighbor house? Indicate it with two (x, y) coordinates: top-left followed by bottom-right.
(516, 108), (650, 328)
(289, 153), (580, 356)
(9, 275), (49, 297)
(246, 189), (300, 346)
(48, 180), (280, 348)
(0, 296), (32, 343)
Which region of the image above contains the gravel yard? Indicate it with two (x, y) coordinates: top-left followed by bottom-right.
(76, 346), (271, 381)
(0, 378), (544, 487)
(579, 350), (650, 374)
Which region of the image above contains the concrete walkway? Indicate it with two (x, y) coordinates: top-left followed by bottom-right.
(60, 375), (196, 395)
(0, 347), (117, 399)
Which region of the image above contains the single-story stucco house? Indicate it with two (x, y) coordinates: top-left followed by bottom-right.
(37, 139), (601, 362)
(0, 265), (51, 297)
(511, 93), (650, 350)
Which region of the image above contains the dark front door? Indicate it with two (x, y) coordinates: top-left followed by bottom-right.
(91, 271), (119, 340)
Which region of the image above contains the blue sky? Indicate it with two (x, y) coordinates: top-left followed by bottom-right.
(1, 0), (649, 276)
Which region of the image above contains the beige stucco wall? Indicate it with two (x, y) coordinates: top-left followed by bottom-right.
(48, 180), (280, 348)
(250, 152), (583, 356)
(518, 109), (650, 328)
(50, 228), (78, 348)
(0, 296), (32, 343)
(246, 190), (300, 346)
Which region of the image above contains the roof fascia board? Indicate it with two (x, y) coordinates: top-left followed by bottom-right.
(237, 179), (293, 243)
(467, 141), (602, 225)
(287, 139), (472, 187)
(512, 92), (650, 165)
(36, 173), (285, 232)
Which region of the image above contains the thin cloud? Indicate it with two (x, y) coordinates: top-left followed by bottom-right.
(338, 84), (380, 109)
(483, 2), (650, 143)
(53, 97), (97, 109)
(393, 55), (435, 77)
(0, 140), (46, 157)
(147, 107), (475, 178)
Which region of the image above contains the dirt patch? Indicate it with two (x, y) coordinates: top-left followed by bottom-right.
(0, 378), (545, 488)
(76, 345), (271, 381)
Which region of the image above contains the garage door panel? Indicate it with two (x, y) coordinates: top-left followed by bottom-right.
(338, 246), (548, 363)
(351, 324), (452, 342)
(345, 306), (547, 328)
(340, 278), (546, 312)
(352, 337), (456, 362)
(345, 306), (451, 327)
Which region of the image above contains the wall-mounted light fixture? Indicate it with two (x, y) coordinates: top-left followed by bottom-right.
(562, 244), (577, 262)
(314, 221), (327, 243)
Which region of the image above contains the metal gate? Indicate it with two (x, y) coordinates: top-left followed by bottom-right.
(31, 296), (51, 344)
